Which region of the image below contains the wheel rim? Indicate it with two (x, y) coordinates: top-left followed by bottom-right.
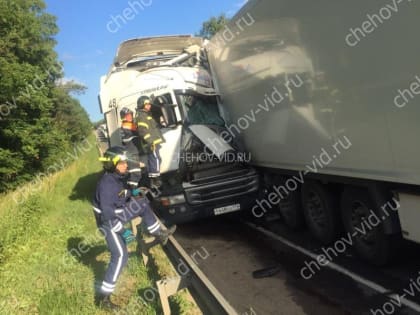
(350, 200), (375, 246)
(306, 191), (326, 230)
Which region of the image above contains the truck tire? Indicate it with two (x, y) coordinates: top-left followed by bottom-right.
(277, 177), (305, 230)
(341, 187), (396, 266)
(302, 181), (340, 244)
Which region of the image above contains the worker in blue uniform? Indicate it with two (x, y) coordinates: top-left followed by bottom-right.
(93, 146), (175, 310)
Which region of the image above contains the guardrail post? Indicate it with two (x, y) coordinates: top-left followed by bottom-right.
(156, 276), (191, 315)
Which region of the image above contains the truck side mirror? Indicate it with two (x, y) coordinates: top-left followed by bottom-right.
(161, 104), (178, 128)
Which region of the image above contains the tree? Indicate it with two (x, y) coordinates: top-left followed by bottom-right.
(56, 79), (88, 95)
(198, 14), (230, 39)
(0, 0), (91, 192)
(52, 87), (91, 143)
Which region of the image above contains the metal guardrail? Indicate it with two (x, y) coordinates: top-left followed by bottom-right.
(160, 235), (238, 315)
(137, 224), (238, 315)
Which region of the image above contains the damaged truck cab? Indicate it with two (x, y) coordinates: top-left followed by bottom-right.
(98, 35), (259, 223)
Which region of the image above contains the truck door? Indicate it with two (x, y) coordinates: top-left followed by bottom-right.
(152, 93), (182, 174)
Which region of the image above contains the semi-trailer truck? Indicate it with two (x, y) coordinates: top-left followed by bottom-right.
(208, 0), (420, 265)
(98, 35), (259, 224)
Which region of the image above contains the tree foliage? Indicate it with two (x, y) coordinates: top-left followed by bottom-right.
(57, 79), (88, 95)
(0, 0), (91, 192)
(198, 14), (230, 39)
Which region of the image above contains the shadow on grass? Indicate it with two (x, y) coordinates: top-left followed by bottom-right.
(67, 237), (108, 287)
(69, 171), (103, 201)
(67, 237), (144, 286)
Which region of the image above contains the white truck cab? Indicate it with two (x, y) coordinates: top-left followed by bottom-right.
(98, 35), (259, 223)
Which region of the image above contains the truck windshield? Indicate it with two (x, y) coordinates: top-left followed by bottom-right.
(178, 94), (225, 126)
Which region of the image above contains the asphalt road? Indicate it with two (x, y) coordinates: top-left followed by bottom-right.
(173, 214), (420, 315)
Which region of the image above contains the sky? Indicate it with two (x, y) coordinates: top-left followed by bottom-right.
(44, 0), (247, 122)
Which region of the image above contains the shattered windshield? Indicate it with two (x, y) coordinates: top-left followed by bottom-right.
(178, 94), (225, 127)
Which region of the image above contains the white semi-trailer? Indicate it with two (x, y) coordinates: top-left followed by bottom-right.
(208, 0), (420, 265)
(98, 35), (259, 223)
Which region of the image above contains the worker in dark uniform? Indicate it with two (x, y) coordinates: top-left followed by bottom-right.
(93, 146), (175, 310)
(119, 107), (143, 188)
(135, 96), (165, 187)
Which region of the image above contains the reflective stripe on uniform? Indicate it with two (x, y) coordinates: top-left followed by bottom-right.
(138, 122), (149, 129)
(148, 221), (160, 233)
(128, 168), (142, 173)
(122, 136), (138, 143)
(93, 207), (102, 214)
(128, 168), (141, 174)
(111, 221), (123, 233)
(144, 134), (151, 140)
(101, 281), (115, 293)
(102, 281), (115, 289)
(110, 230), (124, 282)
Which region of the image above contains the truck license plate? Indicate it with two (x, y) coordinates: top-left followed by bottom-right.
(214, 204), (241, 215)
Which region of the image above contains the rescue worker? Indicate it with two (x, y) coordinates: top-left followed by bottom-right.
(136, 96), (165, 187)
(93, 146), (176, 310)
(119, 107), (143, 188)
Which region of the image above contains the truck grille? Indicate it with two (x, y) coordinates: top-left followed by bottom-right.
(190, 168), (252, 185)
(184, 168), (259, 205)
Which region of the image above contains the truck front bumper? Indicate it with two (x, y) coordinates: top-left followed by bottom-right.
(155, 167), (260, 224)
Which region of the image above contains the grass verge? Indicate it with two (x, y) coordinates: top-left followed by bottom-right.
(0, 135), (198, 315)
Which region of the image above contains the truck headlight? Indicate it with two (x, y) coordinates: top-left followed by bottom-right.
(160, 194), (186, 206)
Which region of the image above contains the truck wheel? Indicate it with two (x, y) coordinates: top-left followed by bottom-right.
(302, 181), (340, 244)
(277, 177), (305, 230)
(341, 187), (395, 266)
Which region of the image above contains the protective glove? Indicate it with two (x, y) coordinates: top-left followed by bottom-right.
(121, 228), (136, 244)
(132, 187), (148, 198)
(131, 188), (140, 197)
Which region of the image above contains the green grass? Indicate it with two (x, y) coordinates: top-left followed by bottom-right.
(0, 136), (197, 315)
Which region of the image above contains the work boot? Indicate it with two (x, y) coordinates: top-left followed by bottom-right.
(95, 293), (120, 311)
(149, 185), (161, 198)
(154, 225), (177, 246)
(149, 176), (162, 189)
